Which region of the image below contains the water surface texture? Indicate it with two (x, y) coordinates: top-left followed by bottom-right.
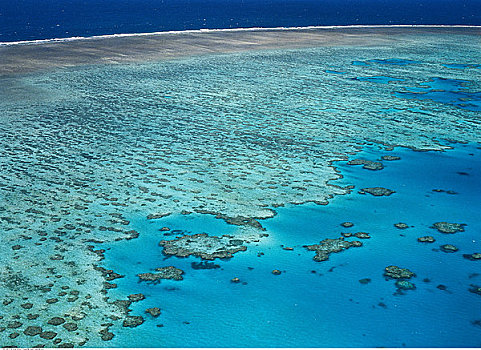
(0, 29), (480, 347)
(1, 0), (481, 42)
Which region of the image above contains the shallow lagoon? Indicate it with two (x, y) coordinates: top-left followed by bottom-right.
(99, 142), (481, 347)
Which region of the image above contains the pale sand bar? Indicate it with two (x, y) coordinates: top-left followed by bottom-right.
(1, 26), (480, 76)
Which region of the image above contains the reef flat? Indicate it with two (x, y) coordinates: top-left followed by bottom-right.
(0, 27), (480, 347)
(1, 26), (480, 76)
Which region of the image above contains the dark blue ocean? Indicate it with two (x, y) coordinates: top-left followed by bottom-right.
(0, 0), (480, 42)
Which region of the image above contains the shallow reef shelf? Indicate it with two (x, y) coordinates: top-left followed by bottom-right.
(0, 28), (481, 347)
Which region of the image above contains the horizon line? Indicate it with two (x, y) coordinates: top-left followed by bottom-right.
(1, 24), (480, 47)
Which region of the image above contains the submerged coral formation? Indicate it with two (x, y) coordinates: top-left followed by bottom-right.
(440, 244), (459, 253)
(463, 253), (481, 261)
(432, 222), (466, 234)
(395, 280), (416, 290)
(145, 308), (161, 317)
(418, 236), (435, 243)
(385, 266), (417, 293)
(384, 266), (415, 280)
(347, 159), (384, 170)
(359, 187), (396, 196)
(381, 155), (401, 161)
(122, 316), (144, 328)
(138, 267), (185, 283)
(159, 234), (247, 260)
(304, 238), (362, 262)
(354, 232), (371, 239)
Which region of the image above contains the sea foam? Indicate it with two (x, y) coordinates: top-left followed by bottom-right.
(0, 24), (479, 47)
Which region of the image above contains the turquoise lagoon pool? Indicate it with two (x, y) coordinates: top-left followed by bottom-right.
(98, 142), (481, 347)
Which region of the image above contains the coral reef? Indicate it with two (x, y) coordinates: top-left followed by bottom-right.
(122, 316), (144, 328)
(304, 238), (362, 262)
(1, 30), (480, 347)
(395, 280), (416, 290)
(359, 187), (395, 196)
(347, 159), (384, 170)
(417, 236), (435, 243)
(145, 308), (161, 317)
(440, 244), (459, 253)
(353, 232), (371, 239)
(381, 155), (401, 161)
(432, 222), (466, 234)
(384, 266), (415, 279)
(463, 253), (481, 261)
(138, 267), (184, 283)
(128, 294), (145, 302)
(159, 234), (247, 260)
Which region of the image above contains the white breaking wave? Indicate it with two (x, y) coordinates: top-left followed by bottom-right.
(0, 24), (479, 47)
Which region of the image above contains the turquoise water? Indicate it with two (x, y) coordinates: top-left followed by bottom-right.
(1, 30), (481, 347)
(98, 142), (481, 347)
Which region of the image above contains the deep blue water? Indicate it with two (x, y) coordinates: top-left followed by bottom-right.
(97, 142), (481, 347)
(0, 0), (481, 42)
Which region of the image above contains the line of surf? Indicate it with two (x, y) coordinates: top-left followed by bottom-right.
(1, 24), (479, 47)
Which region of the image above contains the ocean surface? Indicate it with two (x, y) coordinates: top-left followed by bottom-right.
(0, 25), (481, 348)
(1, 0), (481, 42)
